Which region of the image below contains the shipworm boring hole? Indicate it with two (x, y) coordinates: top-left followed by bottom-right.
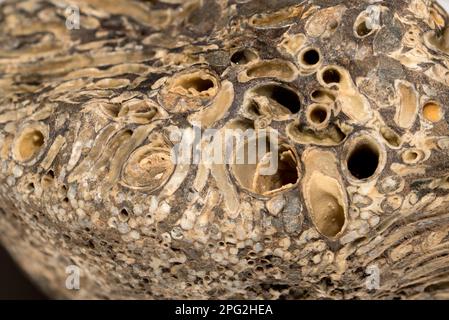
(347, 140), (380, 180)
(308, 172), (346, 238)
(16, 128), (45, 162)
(322, 68), (341, 85)
(121, 142), (175, 192)
(245, 60), (296, 81)
(402, 150), (421, 164)
(253, 84), (301, 115)
(356, 20), (372, 37)
(301, 48), (320, 66)
(231, 136), (300, 196)
(404, 151), (418, 161)
(101, 103), (121, 118)
(270, 86), (300, 114)
(41, 170), (55, 188)
(26, 182), (35, 193)
(119, 208), (129, 221)
(166, 71), (219, 102)
(380, 126), (401, 148)
(308, 105), (329, 125)
(311, 89), (336, 103)
(274, 149), (300, 186)
(179, 77), (214, 93)
(423, 101), (443, 123)
(231, 48), (257, 65)
(119, 100), (161, 124)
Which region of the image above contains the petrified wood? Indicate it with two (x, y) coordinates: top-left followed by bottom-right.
(0, 0), (449, 300)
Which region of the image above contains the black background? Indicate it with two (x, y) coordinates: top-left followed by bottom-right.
(0, 244), (47, 299)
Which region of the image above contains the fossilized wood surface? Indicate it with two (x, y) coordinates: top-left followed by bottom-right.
(0, 0), (449, 299)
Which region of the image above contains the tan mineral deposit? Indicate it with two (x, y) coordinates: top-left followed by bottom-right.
(0, 0), (449, 300)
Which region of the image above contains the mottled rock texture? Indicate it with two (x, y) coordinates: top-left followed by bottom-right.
(0, 0), (449, 299)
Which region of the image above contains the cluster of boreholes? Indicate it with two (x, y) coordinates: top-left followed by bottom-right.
(286, 68), (352, 146)
(231, 46), (396, 239)
(11, 35), (442, 242)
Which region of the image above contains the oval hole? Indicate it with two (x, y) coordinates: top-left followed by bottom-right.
(301, 48), (320, 66)
(179, 77), (214, 93)
(308, 173), (346, 238)
(347, 140), (380, 180)
(308, 105), (329, 125)
(15, 128), (45, 162)
(322, 68), (341, 84)
(403, 151), (418, 162)
(311, 89), (336, 104)
(231, 48), (257, 65)
(41, 170), (55, 189)
(245, 60), (296, 81)
(119, 208), (130, 221)
(402, 149), (422, 164)
(101, 103), (121, 118)
(253, 84), (301, 114)
(121, 143), (175, 191)
(356, 20), (372, 37)
(231, 134), (300, 196)
(380, 126), (401, 148)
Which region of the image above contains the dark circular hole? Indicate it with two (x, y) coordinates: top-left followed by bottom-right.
(120, 208), (129, 221)
(302, 49), (320, 65)
(62, 234), (71, 241)
(47, 170), (55, 179)
(254, 84), (301, 114)
(309, 106), (328, 124)
(322, 68), (341, 84)
(271, 88), (300, 113)
(181, 78), (214, 92)
(347, 142), (380, 180)
(231, 48), (257, 65)
(255, 266), (264, 273)
(403, 150), (419, 162)
(311, 89), (336, 104)
(311, 90), (321, 99)
(356, 20), (372, 37)
(87, 239), (95, 249)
